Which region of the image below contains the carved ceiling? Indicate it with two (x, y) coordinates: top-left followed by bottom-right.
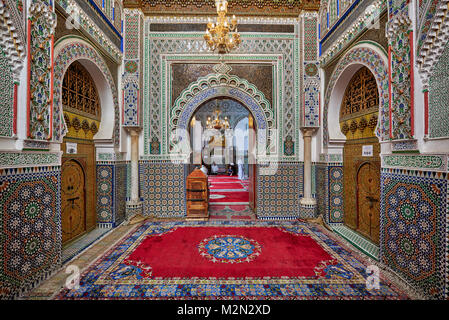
(123, 0), (320, 16)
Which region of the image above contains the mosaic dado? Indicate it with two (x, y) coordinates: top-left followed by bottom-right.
(139, 162), (186, 218)
(380, 168), (448, 299)
(382, 154), (448, 172)
(96, 163), (128, 228)
(0, 167), (61, 299)
(256, 163), (303, 219)
(0, 152), (62, 168)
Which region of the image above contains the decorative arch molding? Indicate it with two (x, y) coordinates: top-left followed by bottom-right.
(52, 38), (120, 145)
(0, 0), (26, 82)
(170, 73), (275, 153)
(323, 43), (389, 147)
(416, 0), (449, 88)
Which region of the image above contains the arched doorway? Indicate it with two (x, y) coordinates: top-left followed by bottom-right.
(339, 66), (380, 244)
(188, 97), (256, 215)
(61, 61), (101, 244)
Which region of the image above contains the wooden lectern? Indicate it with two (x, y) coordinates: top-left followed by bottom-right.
(186, 168), (209, 220)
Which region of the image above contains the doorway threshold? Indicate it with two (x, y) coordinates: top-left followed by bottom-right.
(62, 228), (112, 265)
(330, 224), (379, 260)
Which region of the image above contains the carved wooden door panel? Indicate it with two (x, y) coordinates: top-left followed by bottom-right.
(61, 160), (86, 244)
(356, 162), (380, 244)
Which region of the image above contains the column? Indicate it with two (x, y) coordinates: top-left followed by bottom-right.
(299, 128), (318, 218)
(125, 128), (143, 220)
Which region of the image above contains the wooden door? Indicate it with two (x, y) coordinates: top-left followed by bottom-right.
(61, 160), (86, 244)
(356, 162), (380, 244)
(248, 114), (256, 211)
(340, 66), (381, 244)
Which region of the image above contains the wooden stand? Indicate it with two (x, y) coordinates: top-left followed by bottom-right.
(186, 168), (209, 221)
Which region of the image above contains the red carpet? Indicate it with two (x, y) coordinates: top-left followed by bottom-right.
(125, 226), (335, 278)
(209, 176), (240, 183)
(209, 191), (249, 203)
(209, 182), (244, 190)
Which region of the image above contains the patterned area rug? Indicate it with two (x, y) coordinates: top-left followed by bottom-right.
(54, 220), (409, 300)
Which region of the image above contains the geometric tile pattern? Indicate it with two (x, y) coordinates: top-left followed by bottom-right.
(124, 11), (139, 60)
(123, 9), (142, 128)
(315, 164), (330, 221)
(123, 81), (139, 127)
(256, 163), (303, 219)
(0, 166), (61, 299)
(96, 162), (128, 228)
(140, 162), (186, 218)
(96, 165), (114, 227)
(380, 169), (447, 299)
(328, 166), (344, 223)
(144, 32), (299, 158)
(114, 162), (127, 226)
(302, 12), (320, 130)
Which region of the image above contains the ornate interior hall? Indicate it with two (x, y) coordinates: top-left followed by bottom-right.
(0, 0), (448, 301)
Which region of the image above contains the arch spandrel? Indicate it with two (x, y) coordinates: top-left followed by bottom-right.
(170, 73), (276, 156)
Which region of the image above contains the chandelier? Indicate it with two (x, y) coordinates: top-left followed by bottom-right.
(204, 0), (241, 54)
(206, 106), (230, 130)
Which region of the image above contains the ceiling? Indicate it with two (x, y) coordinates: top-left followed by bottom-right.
(124, 0), (320, 16)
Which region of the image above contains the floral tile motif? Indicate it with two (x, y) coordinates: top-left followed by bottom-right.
(256, 163), (303, 219)
(0, 167), (61, 299)
(380, 170), (447, 299)
(139, 162), (186, 218)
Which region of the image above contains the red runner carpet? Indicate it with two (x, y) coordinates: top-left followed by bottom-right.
(209, 191), (249, 203)
(209, 182), (245, 190)
(125, 226), (334, 278)
(209, 176), (241, 183)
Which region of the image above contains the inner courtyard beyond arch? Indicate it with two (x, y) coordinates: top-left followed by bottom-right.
(0, 0), (449, 304)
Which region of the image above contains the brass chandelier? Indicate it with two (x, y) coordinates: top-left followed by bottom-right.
(204, 0), (241, 54)
(206, 104), (230, 130)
